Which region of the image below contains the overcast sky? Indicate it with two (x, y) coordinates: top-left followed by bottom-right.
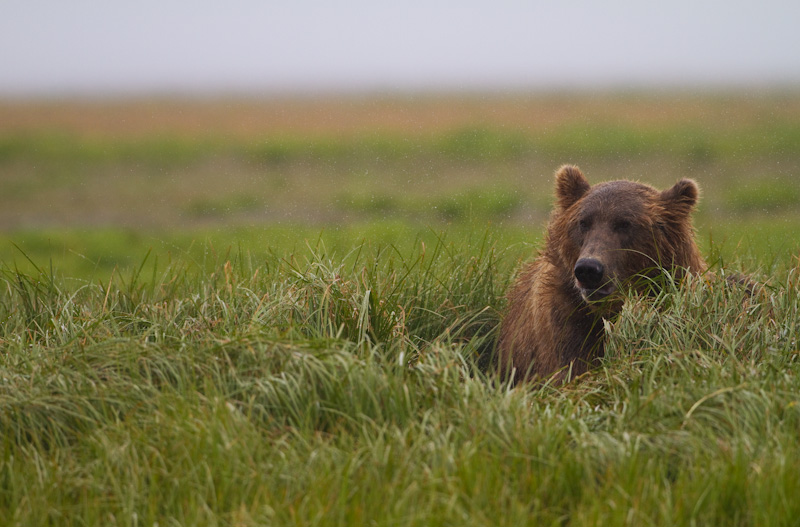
(2, 1), (799, 96)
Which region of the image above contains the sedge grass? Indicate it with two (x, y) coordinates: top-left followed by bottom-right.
(1, 234), (799, 526)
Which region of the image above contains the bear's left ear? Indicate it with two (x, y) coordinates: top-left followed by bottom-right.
(555, 165), (590, 210)
(660, 179), (700, 218)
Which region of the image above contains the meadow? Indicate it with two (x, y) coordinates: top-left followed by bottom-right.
(1, 92), (800, 525)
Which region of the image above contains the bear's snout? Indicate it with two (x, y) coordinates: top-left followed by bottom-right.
(574, 258), (605, 289)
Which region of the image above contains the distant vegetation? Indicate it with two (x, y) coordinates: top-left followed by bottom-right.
(2, 94), (800, 238)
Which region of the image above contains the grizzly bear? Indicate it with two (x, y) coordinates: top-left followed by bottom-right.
(498, 165), (706, 384)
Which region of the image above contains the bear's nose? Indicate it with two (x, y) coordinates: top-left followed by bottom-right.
(574, 258), (605, 289)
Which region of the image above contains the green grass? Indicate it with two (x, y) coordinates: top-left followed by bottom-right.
(2, 92), (800, 524)
(1, 229), (799, 525)
(336, 186), (524, 221)
(3, 120), (800, 166)
(0, 94), (800, 233)
(723, 178), (800, 212)
(4, 213), (799, 284)
(0, 223), (539, 281)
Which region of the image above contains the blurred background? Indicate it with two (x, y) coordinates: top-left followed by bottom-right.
(1, 0), (799, 276)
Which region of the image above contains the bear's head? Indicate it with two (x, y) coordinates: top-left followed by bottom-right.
(549, 165), (704, 307)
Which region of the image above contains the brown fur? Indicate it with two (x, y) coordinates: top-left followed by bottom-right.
(498, 165), (706, 384)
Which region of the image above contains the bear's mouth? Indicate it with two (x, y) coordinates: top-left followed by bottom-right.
(577, 282), (616, 302)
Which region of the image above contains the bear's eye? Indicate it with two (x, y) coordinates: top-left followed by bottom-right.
(613, 219), (632, 232)
(578, 219), (591, 232)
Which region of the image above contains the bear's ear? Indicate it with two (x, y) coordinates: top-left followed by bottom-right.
(660, 179), (699, 218)
(555, 165), (590, 210)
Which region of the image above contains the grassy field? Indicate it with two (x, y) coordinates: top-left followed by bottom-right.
(1, 92), (800, 525)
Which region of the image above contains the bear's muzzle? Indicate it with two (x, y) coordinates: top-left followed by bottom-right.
(574, 257), (615, 300)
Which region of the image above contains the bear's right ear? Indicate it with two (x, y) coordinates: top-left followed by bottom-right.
(555, 165), (590, 210)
